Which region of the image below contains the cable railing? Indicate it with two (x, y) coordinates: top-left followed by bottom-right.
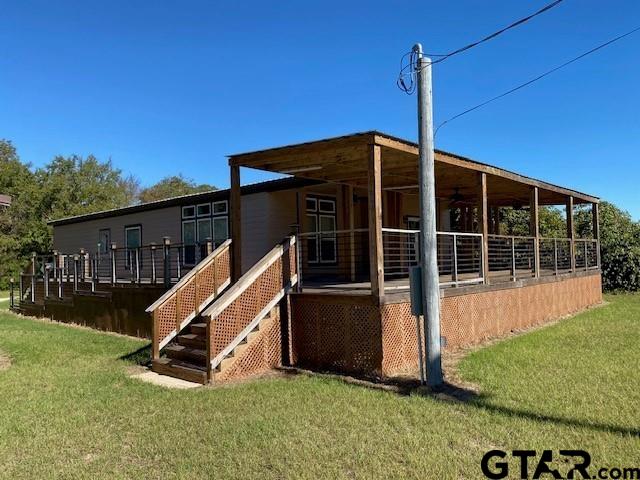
(9, 229), (601, 309)
(381, 228), (484, 287)
(11, 238), (225, 306)
(487, 234), (536, 282)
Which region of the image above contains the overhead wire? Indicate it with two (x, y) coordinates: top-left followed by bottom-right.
(434, 25), (640, 136)
(397, 0), (565, 94)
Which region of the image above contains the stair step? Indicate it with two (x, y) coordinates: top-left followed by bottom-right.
(215, 323), (265, 372)
(152, 358), (207, 384)
(190, 322), (207, 335)
(177, 333), (206, 349)
(165, 344), (207, 365)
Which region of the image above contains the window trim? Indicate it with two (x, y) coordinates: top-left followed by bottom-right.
(305, 195), (337, 265)
(124, 224), (142, 269)
(196, 202), (211, 217)
(197, 217), (212, 243)
(212, 200), (228, 215)
(98, 228), (111, 255)
(182, 205), (196, 219)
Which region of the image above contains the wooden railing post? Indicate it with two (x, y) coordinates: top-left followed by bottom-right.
(511, 237), (517, 282)
(152, 311), (160, 360)
(19, 275), (24, 303)
(91, 258), (97, 293)
(73, 254), (79, 292)
(110, 243), (117, 285)
(79, 249), (86, 282)
(44, 265), (50, 298)
(177, 247), (182, 280)
(58, 267), (63, 298)
(162, 237), (171, 288)
(175, 285), (182, 332)
(150, 243), (157, 285)
(206, 238), (213, 256)
(452, 234), (459, 285)
(135, 247), (141, 285)
(52, 250), (59, 280)
(9, 278), (14, 309)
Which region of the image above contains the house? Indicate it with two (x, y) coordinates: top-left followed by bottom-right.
(11, 131), (602, 384)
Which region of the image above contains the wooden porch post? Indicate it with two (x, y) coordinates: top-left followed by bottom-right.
(566, 196), (575, 271)
(368, 144), (384, 301)
(592, 202), (600, 268)
(345, 185), (356, 282)
(493, 207), (501, 235)
(230, 164), (242, 281)
(478, 173), (489, 283)
(530, 187), (540, 278)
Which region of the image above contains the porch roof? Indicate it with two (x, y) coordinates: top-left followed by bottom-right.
(228, 131), (598, 206)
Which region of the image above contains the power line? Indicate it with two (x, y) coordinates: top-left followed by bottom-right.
(434, 25), (640, 136)
(428, 0), (564, 65)
(398, 0), (565, 94)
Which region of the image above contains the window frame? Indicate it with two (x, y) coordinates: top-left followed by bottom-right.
(305, 195), (337, 265)
(98, 228), (111, 255)
(124, 225), (142, 269)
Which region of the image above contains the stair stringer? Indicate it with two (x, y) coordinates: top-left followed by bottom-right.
(213, 306), (282, 382)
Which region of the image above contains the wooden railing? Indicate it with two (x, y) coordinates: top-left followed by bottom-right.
(146, 239), (232, 359)
(203, 236), (297, 377)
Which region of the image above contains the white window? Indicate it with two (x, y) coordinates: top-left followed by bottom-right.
(306, 196), (336, 264)
(125, 226), (141, 268)
(197, 218), (212, 242)
(98, 229), (111, 255)
(182, 206), (196, 218)
(197, 203), (211, 217)
(213, 201), (228, 214)
(212, 216), (228, 247)
(182, 220), (198, 266)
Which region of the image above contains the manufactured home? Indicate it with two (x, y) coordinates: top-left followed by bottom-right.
(11, 131), (602, 384)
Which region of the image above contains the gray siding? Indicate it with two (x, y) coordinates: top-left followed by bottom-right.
(53, 206), (182, 253)
(241, 190), (298, 272)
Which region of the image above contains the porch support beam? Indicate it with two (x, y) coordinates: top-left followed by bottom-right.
(230, 164), (242, 281)
(566, 196), (575, 271)
(477, 173), (489, 283)
(530, 187), (540, 278)
(592, 202), (600, 267)
(368, 144), (384, 302)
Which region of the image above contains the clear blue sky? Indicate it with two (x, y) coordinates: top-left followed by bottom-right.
(1, 0), (638, 218)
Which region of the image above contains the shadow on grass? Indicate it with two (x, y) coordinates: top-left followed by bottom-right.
(281, 368), (640, 438)
(119, 343), (152, 366)
(461, 398), (640, 439)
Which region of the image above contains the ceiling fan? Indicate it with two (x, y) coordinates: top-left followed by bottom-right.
(448, 188), (466, 207)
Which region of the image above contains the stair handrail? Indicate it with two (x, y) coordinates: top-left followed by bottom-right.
(146, 239), (231, 313)
(204, 235), (297, 372)
(147, 239), (232, 358)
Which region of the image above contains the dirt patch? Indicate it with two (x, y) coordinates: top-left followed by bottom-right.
(0, 350), (11, 371)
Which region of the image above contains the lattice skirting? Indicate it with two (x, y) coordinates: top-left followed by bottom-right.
(215, 308), (283, 382)
(291, 274), (603, 378)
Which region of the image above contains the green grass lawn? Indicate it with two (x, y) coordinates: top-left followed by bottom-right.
(0, 291), (9, 310)
(0, 295), (638, 479)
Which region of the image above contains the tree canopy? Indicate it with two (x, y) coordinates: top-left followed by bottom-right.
(138, 175), (216, 204)
(0, 141), (140, 287)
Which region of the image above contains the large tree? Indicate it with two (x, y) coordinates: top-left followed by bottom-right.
(0, 143), (140, 288)
(138, 175), (216, 203)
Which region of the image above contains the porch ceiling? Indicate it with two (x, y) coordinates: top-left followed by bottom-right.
(229, 131), (598, 206)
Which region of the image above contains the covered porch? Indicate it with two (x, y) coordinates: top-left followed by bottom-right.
(228, 131), (600, 302)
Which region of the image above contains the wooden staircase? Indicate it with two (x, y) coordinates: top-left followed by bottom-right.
(151, 311), (274, 384)
(147, 236), (297, 386)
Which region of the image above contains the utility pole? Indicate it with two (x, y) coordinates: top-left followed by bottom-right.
(414, 43), (443, 387)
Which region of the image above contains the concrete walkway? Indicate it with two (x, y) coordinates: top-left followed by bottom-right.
(130, 370), (201, 389)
